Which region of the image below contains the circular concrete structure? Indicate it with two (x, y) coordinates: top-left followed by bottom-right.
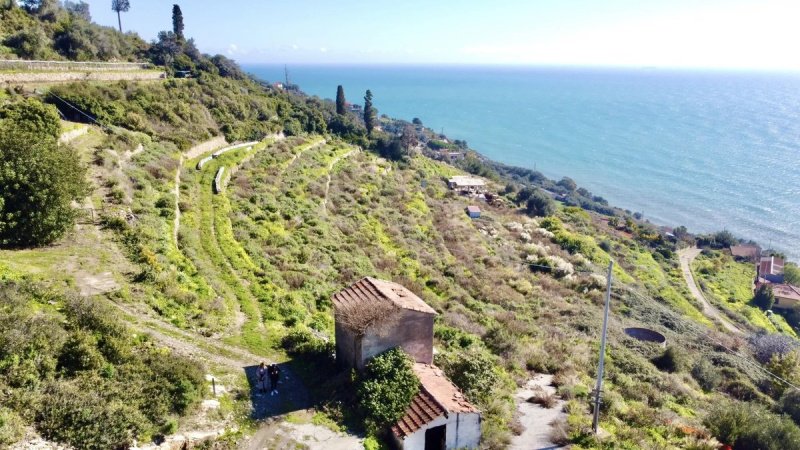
(624, 327), (667, 347)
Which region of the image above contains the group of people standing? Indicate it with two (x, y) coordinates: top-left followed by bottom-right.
(257, 362), (281, 396)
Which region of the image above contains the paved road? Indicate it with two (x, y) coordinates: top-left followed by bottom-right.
(678, 247), (742, 334)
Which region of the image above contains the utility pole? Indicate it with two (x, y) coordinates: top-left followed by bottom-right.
(592, 261), (614, 434)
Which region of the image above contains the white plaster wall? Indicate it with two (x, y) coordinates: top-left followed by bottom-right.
(399, 413), (481, 450)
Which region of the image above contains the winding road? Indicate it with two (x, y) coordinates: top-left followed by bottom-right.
(678, 247), (742, 334)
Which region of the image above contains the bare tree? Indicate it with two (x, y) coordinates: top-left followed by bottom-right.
(335, 300), (400, 337)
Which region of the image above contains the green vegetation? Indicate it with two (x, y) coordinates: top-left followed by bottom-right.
(692, 251), (796, 335)
(754, 284), (776, 311)
(2, 3), (800, 449)
(0, 99), (88, 246)
(357, 348), (420, 432)
(336, 84), (346, 115)
(0, 281), (205, 449)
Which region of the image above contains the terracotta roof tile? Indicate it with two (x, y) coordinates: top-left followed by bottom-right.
(331, 277), (436, 315)
(391, 364), (480, 439)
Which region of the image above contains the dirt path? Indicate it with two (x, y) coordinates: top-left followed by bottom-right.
(678, 247), (742, 334)
(322, 148), (358, 213)
(173, 155), (184, 246)
(511, 374), (566, 450)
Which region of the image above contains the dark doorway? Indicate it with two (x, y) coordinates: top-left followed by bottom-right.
(424, 424), (446, 450)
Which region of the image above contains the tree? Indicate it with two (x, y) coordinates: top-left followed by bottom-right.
(64, 1), (91, 21)
(557, 176), (577, 192)
(363, 89), (376, 135)
(412, 117), (422, 126)
(0, 98), (61, 139)
(784, 263), (800, 286)
(780, 389), (800, 426)
(0, 101), (88, 247)
(399, 125), (418, 151)
(172, 4), (184, 41)
(525, 189), (556, 217)
(335, 85), (346, 115)
(357, 348), (419, 432)
(753, 284), (775, 311)
(111, 0), (130, 33)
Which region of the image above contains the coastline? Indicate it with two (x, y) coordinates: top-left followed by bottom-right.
(245, 64), (800, 260)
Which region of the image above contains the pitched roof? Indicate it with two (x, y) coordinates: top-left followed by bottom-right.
(331, 277), (436, 315)
(391, 364), (480, 439)
(772, 283), (800, 302)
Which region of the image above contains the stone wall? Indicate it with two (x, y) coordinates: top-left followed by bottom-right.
(360, 309), (434, 369)
(0, 70), (166, 84)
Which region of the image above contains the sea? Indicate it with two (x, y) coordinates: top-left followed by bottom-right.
(244, 64), (800, 260)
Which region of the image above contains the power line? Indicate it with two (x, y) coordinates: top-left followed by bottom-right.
(46, 90), (113, 133)
(618, 287), (800, 392)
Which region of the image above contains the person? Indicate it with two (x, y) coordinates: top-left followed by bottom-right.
(257, 362), (268, 395)
(268, 363), (280, 395)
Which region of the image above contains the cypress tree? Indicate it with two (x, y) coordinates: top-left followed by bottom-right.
(336, 85), (346, 115)
(172, 4), (185, 41)
(364, 89), (376, 135)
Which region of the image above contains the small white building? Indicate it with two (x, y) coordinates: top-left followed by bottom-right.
(391, 363), (481, 450)
(447, 175), (487, 194)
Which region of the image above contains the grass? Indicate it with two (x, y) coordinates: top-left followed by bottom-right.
(692, 252), (797, 336)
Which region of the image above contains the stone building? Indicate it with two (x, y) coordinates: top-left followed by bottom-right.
(332, 277), (482, 449)
(332, 277), (436, 370)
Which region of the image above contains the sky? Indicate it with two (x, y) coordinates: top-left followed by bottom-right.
(83, 0), (800, 70)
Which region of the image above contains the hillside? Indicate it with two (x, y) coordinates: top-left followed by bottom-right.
(2, 3), (800, 450)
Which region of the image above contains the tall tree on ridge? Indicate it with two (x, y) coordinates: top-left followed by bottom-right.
(336, 85), (346, 115)
(111, 0), (130, 33)
(172, 4), (185, 42)
(364, 89), (376, 135)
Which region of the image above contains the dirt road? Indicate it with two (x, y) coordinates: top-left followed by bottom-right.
(678, 247), (742, 334)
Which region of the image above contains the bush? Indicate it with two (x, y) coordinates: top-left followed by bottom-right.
(525, 189), (556, 217)
(779, 389), (800, 426)
(435, 349), (500, 406)
(357, 348), (419, 431)
(691, 359), (721, 391)
(750, 333), (798, 364)
(0, 406), (25, 446)
(753, 284), (775, 311)
(652, 346), (687, 373)
(705, 400), (800, 449)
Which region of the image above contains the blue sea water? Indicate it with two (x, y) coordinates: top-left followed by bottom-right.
(244, 64), (800, 260)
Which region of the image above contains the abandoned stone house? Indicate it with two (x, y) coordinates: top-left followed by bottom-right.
(332, 277), (436, 370)
(332, 277), (481, 450)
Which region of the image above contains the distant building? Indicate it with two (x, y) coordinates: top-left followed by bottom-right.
(465, 205), (481, 219)
(759, 256), (785, 284)
(769, 284), (800, 310)
(332, 277), (436, 371)
(391, 363), (481, 450)
(731, 244), (761, 262)
(447, 176), (487, 194)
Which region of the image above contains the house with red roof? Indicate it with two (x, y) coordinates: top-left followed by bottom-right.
(332, 278), (481, 449)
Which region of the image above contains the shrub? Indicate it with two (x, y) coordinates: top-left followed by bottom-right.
(705, 400), (800, 449)
(527, 390), (558, 408)
(750, 333), (798, 364)
(691, 359), (721, 391)
(357, 348), (419, 431)
(779, 389), (800, 426)
(652, 346), (687, 373)
(435, 349), (500, 406)
(525, 189), (556, 217)
(753, 284), (775, 311)
(0, 406), (25, 446)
